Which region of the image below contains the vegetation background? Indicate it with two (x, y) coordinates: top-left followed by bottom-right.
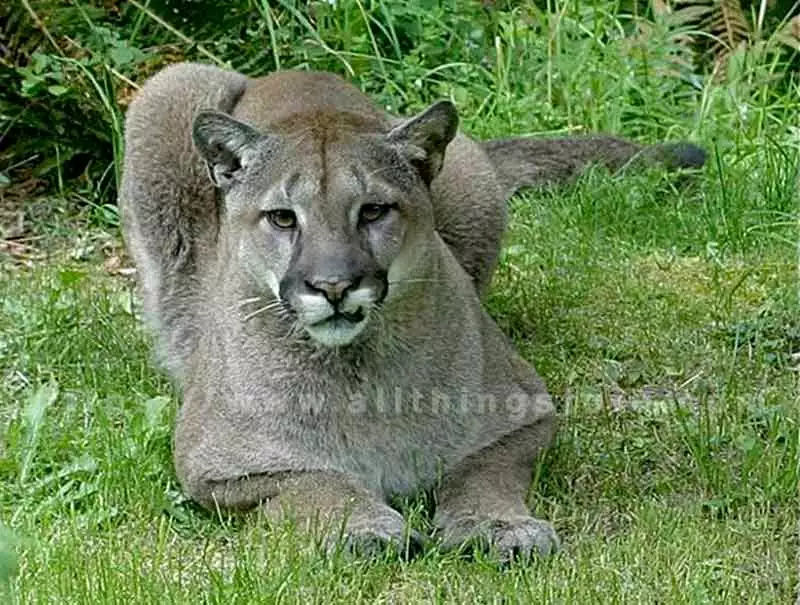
(0, 0), (799, 603)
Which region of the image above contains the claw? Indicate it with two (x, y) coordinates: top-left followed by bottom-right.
(325, 516), (427, 560)
(436, 515), (560, 562)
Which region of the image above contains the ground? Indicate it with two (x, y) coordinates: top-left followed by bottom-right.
(1, 157), (796, 602)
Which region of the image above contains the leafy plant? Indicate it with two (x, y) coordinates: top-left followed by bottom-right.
(651, 0), (800, 73)
(1, 0), (798, 222)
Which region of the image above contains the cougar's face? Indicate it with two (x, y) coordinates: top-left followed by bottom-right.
(193, 103), (457, 347)
(239, 153), (428, 347)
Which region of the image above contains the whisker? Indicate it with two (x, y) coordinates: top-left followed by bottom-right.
(229, 296), (266, 313)
(284, 319), (306, 342)
(387, 278), (446, 285)
(363, 165), (397, 181)
(242, 300), (285, 322)
(242, 306), (272, 322)
(236, 296), (265, 307)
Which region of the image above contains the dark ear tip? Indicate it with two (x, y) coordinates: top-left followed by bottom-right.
(423, 100), (458, 144)
(431, 99), (458, 115)
(659, 142), (706, 169)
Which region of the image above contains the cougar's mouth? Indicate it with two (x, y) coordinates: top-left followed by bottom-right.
(305, 308), (369, 347)
(332, 309), (365, 324)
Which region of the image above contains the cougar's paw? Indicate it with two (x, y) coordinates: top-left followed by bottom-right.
(328, 514), (426, 560)
(437, 514), (559, 562)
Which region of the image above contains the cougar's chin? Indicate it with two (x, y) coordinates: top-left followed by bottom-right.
(304, 309), (369, 347)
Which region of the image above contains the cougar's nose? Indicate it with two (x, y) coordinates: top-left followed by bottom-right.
(306, 277), (358, 305)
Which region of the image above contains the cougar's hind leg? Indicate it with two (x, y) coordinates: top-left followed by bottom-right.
(430, 134), (508, 296)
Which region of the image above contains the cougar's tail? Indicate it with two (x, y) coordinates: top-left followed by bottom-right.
(482, 135), (706, 200)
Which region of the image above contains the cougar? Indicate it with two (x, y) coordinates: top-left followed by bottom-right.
(121, 62), (704, 560)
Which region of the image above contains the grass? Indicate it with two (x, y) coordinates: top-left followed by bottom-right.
(2, 1), (799, 603)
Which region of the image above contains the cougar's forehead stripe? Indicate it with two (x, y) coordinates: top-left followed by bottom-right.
(351, 164), (368, 194)
(281, 171), (302, 200)
(259, 171), (300, 210)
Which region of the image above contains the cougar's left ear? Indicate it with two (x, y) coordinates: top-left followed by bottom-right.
(387, 100), (459, 186)
(192, 110), (264, 189)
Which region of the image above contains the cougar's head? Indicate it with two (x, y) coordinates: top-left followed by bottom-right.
(192, 101), (458, 347)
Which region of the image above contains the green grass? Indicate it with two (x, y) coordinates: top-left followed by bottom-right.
(2, 1), (799, 603)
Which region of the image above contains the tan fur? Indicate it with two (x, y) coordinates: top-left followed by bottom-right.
(120, 62), (704, 560)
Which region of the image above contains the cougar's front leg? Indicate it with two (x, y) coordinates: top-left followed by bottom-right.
(205, 471), (423, 557)
(433, 418), (560, 561)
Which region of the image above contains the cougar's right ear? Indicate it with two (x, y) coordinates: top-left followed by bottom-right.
(387, 100), (459, 186)
(192, 111), (263, 188)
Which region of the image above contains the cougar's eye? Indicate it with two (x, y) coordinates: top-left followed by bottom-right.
(264, 209), (297, 230)
(359, 203), (394, 224)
